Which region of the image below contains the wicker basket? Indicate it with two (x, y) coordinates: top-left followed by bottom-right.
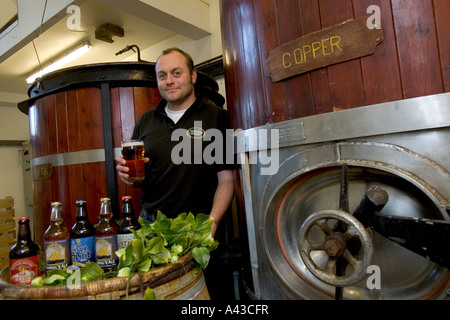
(0, 252), (209, 300)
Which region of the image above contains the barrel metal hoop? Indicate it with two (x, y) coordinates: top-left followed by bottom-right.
(31, 149), (106, 167)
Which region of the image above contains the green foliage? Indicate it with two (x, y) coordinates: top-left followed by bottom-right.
(117, 212), (218, 274)
(143, 287), (163, 300)
(31, 262), (104, 287)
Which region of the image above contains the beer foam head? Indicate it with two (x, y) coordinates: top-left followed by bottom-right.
(121, 140), (144, 147)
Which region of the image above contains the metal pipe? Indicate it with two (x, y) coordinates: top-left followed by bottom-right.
(233, 271), (241, 300)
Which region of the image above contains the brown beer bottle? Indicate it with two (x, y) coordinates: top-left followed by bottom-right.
(9, 216), (40, 286)
(95, 197), (119, 271)
(44, 202), (71, 271)
(117, 196), (141, 250)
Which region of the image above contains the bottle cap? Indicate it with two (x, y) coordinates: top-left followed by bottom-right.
(18, 216), (30, 221)
(122, 196), (132, 200)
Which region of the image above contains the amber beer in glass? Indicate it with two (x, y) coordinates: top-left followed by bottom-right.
(121, 140), (145, 181)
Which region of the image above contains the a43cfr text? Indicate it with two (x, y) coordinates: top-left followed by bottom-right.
(181, 304), (269, 317)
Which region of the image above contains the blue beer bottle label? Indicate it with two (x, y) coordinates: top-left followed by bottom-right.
(70, 236), (95, 267)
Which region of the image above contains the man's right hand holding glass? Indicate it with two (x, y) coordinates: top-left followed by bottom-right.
(116, 156), (150, 186)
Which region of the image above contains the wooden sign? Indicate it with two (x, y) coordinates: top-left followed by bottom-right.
(266, 16), (384, 82)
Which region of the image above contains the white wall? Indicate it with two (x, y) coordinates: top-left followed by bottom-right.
(0, 105), (33, 224)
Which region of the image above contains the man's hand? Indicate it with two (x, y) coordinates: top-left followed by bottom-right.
(209, 216), (218, 238)
(116, 156), (150, 185)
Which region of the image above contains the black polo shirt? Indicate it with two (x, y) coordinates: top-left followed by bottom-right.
(131, 97), (233, 219)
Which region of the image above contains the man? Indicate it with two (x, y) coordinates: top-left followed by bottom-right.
(116, 48), (234, 237)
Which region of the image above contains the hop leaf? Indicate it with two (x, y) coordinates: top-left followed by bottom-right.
(192, 247), (211, 269)
(31, 276), (44, 287)
(80, 262), (104, 283)
(143, 287), (157, 300)
(117, 267), (131, 278)
(137, 258), (152, 273)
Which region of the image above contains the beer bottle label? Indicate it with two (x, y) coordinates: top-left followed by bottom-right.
(117, 233), (135, 251)
(70, 236), (95, 267)
(44, 239), (70, 271)
(9, 255), (40, 286)
(95, 235), (118, 269)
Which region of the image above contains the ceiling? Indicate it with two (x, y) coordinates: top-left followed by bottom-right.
(0, 0), (212, 100)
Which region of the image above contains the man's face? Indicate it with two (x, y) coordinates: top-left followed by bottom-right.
(156, 51), (197, 108)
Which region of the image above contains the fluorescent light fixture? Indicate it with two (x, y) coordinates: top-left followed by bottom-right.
(26, 41), (92, 84)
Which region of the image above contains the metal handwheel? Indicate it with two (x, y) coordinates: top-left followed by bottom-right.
(299, 210), (374, 287)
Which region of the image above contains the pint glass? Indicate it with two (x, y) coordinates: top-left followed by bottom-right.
(121, 140), (145, 181)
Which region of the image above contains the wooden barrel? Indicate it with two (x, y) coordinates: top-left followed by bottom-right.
(18, 63), (161, 248)
(18, 62), (224, 249)
(0, 253), (209, 300)
(220, 0), (450, 130)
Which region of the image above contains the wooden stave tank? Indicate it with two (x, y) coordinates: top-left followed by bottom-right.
(18, 62), (224, 249)
(220, 0), (450, 130)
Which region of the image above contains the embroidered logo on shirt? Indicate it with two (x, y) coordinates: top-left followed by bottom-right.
(186, 127), (205, 139)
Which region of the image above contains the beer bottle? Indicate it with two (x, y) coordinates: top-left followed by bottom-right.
(70, 200), (96, 267)
(117, 196), (141, 250)
(44, 202), (71, 271)
(95, 197), (119, 271)
(9, 216), (40, 286)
